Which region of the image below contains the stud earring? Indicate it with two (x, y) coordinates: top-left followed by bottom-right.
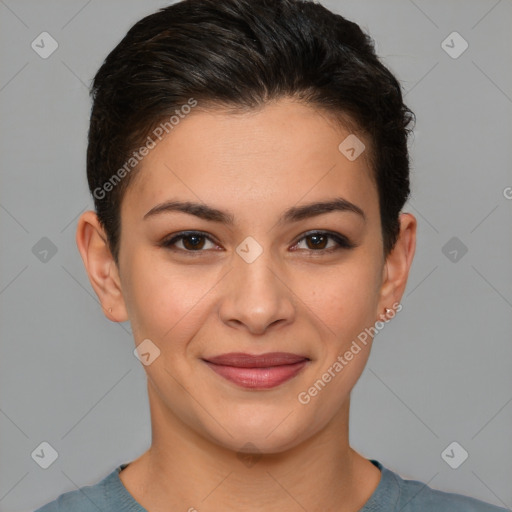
(379, 307), (393, 321)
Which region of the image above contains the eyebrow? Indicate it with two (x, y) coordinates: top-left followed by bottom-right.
(143, 197), (366, 224)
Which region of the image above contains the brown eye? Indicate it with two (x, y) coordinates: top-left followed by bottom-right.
(293, 231), (355, 252)
(305, 233), (329, 250)
(181, 234), (206, 250)
(161, 232), (217, 252)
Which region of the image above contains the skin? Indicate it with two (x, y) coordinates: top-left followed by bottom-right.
(76, 97), (416, 512)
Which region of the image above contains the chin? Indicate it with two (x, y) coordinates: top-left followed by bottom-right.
(200, 408), (320, 456)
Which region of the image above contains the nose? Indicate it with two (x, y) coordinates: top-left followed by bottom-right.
(218, 249), (296, 335)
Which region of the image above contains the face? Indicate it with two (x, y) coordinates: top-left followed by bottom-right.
(85, 98), (413, 454)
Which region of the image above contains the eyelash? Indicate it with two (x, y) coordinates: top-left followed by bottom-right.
(160, 230), (355, 255)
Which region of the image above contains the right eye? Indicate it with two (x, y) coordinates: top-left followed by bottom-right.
(160, 231), (221, 253)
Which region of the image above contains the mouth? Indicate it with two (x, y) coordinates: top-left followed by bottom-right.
(202, 352), (310, 389)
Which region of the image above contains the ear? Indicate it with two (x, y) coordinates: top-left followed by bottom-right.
(75, 210), (128, 323)
(376, 212), (417, 321)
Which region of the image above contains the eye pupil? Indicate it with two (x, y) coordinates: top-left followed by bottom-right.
(183, 235), (204, 250)
(307, 234), (327, 249)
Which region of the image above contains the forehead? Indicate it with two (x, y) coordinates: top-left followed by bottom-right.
(122, 99), (378, 223)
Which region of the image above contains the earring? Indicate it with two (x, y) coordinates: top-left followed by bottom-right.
(379, 307), (393, 321)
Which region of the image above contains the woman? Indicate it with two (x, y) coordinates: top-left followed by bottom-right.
(34, 0), (507, 510)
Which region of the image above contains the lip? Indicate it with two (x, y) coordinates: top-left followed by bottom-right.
(203, 352), (310, 389)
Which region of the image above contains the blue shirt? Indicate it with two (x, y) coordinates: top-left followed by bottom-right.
(34, 459), (509, 511)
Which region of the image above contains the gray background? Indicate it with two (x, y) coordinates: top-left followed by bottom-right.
(1, 0), (511, 511)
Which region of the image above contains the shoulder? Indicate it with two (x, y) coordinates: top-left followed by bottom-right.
(33, 466), (119, 512)
(383, 464), (508, 512)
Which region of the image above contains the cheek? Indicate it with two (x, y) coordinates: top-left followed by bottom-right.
(124, 250), (221, 344)
(293, 255), (382, 352)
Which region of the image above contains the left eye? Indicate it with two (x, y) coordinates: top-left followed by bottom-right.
(292, 231), (354, 252)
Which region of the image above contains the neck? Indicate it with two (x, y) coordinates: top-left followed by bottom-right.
(119, 381), (381, 512)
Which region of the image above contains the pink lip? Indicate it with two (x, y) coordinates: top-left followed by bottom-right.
(203, 352), (309, 389)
